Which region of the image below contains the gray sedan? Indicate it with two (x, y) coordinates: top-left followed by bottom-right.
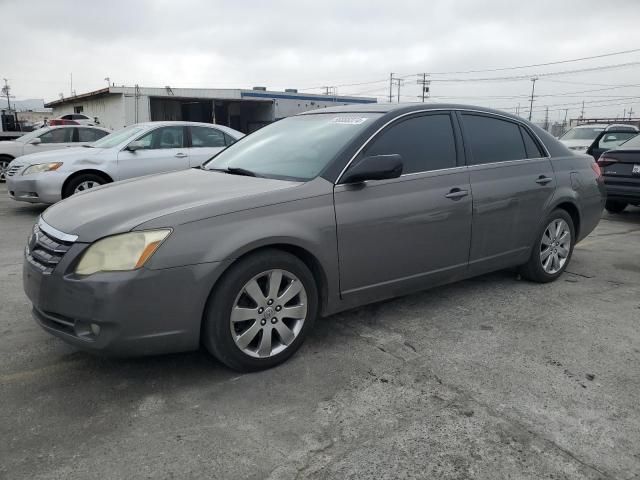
(23, 104), (605, 371)
(6, 121), (243, 204)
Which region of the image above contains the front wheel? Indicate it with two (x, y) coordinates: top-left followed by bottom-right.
(62, 174), (106, 198)
(0, 156), (13, 182)
(520, 209), (575, 283)
(605, 200), (627, 214)
(202, 249), (318, 371)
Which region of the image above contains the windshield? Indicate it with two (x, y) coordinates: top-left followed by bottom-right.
(618, 133), (640, 149)
(92, 125), (145, 149)
(560, 127), (604, 141)
(204, 113), (381, 180)
(15, 129), (48, 143)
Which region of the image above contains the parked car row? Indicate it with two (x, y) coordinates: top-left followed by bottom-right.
(20, 104), (605, 371)
(5, 122), (244, 203)
(558, 123), (638, 153)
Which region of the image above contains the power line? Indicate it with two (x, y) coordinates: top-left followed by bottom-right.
(424, 48), (640, 75)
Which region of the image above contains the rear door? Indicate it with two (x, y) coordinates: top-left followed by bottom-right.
(334, 112), (472, 302)
(187, 125), (231, 167)
(116, 125), (189, 180)
(458, 112), (556, 274)
(76, 127), (109, 146)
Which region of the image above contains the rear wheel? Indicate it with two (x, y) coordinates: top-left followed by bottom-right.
(520, 209), (575, 283)
(605, 200), (627, 214)
(202, 249), (318, 372)
(62, 173), (106, 198)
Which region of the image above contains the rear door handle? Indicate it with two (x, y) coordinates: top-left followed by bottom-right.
(445, 188), (469, 200)
(175, 153), (187, 158)
(536, 175), (553, 185)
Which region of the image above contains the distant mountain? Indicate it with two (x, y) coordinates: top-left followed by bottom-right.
(0, 98), (50, 112)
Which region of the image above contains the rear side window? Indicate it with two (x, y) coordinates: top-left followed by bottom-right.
(190, 126), (227, 148)
(461, 114), (526, 165)
(77, 128), (108, 142)
(362, 114), (457, 174)
(520, 127), (545, 158)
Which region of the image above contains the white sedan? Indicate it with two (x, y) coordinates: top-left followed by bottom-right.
(6, 121), (244, 204)
(0, 126), (111, 182)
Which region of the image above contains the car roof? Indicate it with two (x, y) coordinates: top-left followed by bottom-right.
(298, 102), (526, 122)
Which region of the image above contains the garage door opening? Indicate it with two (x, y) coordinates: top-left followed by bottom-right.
(150, 98), (214, 123)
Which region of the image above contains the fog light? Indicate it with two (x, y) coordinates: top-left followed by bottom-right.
(90, 323), (101, 336)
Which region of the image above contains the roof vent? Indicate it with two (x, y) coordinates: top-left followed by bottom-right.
(252, 86), (267, 91)
(284, 88), (298, 93)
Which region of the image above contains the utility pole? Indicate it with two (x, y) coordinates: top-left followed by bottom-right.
(1, 78), (13, 111)
(416, 73), (430, 102)
(70, 73), (73, 97)
(392, 77), (404, 103)
(629, 107), (635, 120)
(388, 73), (394, 103)
(563, 109), (568, 132)
(516, 103), (520, 116)
(580, 100), (585, 120)
(104, 77), (111, 88)
(528, 76), (538, 121)
(544, 106), (549, 131)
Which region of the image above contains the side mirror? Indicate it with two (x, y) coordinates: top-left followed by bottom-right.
(126, 140), (145, 152)
(30, 137), (42, 145)
(341, 154), (403, 184)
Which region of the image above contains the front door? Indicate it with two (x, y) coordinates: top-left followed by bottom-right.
(457, 112), (557, 273)
(334, 112), (472, 302)
(116, 125), (189, 180)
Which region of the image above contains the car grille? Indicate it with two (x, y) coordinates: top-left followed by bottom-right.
(6, 164), (24, 177)
(25, 223), (74, 274)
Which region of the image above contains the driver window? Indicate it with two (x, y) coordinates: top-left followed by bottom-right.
(135, 126), (185, 150)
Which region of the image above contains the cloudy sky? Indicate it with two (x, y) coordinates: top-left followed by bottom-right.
(3, 0), (640, 122)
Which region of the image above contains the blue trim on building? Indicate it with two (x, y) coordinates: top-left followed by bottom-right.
(241, 91), (376, 104)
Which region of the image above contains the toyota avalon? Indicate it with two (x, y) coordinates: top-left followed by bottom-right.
(23, 104), (605, 371)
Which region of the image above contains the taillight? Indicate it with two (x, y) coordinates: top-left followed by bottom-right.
(591, 161), (602, 178)
(597, 155), (617, 168)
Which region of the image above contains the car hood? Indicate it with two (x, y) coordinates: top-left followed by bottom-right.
(15, 146), (104, 165)
(42, 169), (307, 242)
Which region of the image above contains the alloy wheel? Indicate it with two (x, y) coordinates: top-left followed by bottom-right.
(0, 160), (9, 182)
(74, 180), (100, 193)
(540, 218), (571, 275)
(230, 269), (308, 358)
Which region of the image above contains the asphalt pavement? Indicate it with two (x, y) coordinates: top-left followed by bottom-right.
(1, 184), (639, 480)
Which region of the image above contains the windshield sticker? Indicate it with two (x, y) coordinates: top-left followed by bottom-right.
(330, 117), (369, 125)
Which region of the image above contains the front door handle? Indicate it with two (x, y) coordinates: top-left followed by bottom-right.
(445, 188), (469, 200)
(536, 175), (553, 185)
(175, 152), (187, 158)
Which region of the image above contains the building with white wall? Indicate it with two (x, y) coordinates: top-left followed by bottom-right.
(44, 86), (377, 133)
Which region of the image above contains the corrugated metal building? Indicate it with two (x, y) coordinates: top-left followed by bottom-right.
(44, 86), (377, 133)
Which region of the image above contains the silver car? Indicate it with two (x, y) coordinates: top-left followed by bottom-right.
(0, 126), (111, 182)
(23, 104), (605, 371)
(6, 121), (244, 203)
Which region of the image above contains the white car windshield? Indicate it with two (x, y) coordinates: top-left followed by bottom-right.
(15, 129), (48, 143)
(91, 125), (145, 149)
(560, 127), (604, 141)
(205, 113), (381, 181)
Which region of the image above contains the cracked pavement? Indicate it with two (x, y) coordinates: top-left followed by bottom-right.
(1, 184), (639, 479)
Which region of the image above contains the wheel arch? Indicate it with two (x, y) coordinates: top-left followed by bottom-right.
(552, 200), (581, 239)
(61, 169), (114, 196)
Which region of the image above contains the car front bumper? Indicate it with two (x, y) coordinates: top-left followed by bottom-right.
(7, 172), (66, 204)
(23, 240), (226, 356)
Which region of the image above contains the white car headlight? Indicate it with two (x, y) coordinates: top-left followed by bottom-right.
(22, 162), (63, 175)
(75, 230), (171, 275)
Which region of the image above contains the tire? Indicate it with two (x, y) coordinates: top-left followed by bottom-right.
(202, 249), (318, 372)
(62, 173), (106, 198)
(519, 209), (575, 283)
(605, 200), (627, 214)
(0, 155), (13, 183)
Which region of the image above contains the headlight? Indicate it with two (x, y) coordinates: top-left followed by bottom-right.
(75, 230), (171, 275)
(22, 162), (63, 175)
